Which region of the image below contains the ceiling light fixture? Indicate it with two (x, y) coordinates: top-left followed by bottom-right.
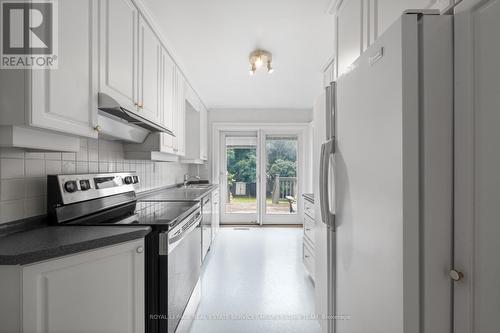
(249, 49), (273, 75)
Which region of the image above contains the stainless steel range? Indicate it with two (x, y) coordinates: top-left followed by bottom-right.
(47, 172), (202, 333)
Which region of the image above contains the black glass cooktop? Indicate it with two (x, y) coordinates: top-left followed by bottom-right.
(134, 201), (199, 227)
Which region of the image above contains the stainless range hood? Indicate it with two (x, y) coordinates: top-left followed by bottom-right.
(98, 93), (175, 136)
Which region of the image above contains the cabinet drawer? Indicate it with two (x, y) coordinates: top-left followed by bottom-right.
(303, 215), (315, 246)
(304, 200), (315, 220)
(303, 242), (315, 281)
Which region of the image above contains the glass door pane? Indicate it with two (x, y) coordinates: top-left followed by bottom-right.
(265, 135), (298, 215)
(224, 134), (258, 217)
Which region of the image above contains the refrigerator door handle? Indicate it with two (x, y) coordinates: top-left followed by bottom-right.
(319, 142), (328, 223)
(320, 138), (336, 228)
(328, 145), (336, 217)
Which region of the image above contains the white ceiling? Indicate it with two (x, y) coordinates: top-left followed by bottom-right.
(143, 0), (334, 109)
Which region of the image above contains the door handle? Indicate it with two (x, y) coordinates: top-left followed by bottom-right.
(319, 142), (327, 224)
(321, 138), (336, 228)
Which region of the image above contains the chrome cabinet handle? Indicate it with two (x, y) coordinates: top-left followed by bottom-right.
(136, 246), (144, 254)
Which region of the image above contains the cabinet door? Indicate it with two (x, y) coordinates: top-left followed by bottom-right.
(22, 240), (145, 333)
(212, 191), (219, 240)
(160, 49), (175, 154)
(174, 69), (186, 156)
(99, 0), (139, 113)
(30, 0), (98, 138)
(336, 0), (363, 77)
(200, 106), (208, 160)
(376, 0), (443, 39)
(138, 15), (162, 124)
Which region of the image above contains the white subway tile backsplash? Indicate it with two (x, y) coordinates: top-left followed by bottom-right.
(62, 161), (76, 174)
(76, 161), (89, 173)
(76, 148), (88, 162)
(99, 162), (109, 173)
(0, 179), (25, 201)
(0, 159), (25, 179)
(45, 160), (62, 175)
(24, 197), (45, 217)
(45, 152), (62, 160)
(25, 151), (45, 159)
(88, 149), (99, 162)
(25, 178), (46, 198)
(62, 152), (76, 161)
(0, 139), (190, 224)
(88, 161), (99, 173)
(0, 199), (24, 223)
(25, 159), (46, 177)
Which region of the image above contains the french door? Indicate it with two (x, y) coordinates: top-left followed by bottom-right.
(219, 129), (304, 225)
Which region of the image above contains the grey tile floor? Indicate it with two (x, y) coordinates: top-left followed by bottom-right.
(189, 227), (321, 333)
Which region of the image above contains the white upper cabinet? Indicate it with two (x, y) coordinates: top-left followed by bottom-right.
(175, 70), (186, 156)
(31, 0), (98, 138)
(336, 0), (363, 77)
(99, 0), (139, 113)
(0, 0), (99, 147)
(335, 0), (453, 78)
(138, 15), (162, 124)
(160, 49), (176, 154)
(200, 105), (208, 160)
(182, 83), (208, 163)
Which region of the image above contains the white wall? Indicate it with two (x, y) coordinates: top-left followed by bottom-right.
(209, 108), (313, 125)
(0, 139), (189, 224)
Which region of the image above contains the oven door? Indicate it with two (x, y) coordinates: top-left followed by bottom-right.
(159, 211), (202, 333)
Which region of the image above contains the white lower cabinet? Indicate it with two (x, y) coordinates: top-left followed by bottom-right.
(0, 240), (145, 333)
(211, 189), (220, 241)
(302, 198), (315, 281)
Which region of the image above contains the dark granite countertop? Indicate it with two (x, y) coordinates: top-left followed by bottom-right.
(303, 193), (315, 203)
(138, 184), (219, 202)
(0, 225), (151, 265)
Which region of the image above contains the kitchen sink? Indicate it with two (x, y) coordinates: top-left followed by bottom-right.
(179, 184), (213, 190)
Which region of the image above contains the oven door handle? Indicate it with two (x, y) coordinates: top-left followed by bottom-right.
(159, 210), (201, 256)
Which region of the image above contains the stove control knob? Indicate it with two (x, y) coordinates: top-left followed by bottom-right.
(124, 176), (133, 185)
(64, 181), (78, 193)
(133, 176), (139, 184)
(79, 180), (91, 191)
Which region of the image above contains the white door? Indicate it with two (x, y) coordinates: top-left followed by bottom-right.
(22, 240), (145, 333)
(454, 1), (500, 332)
(138, 15), (162, 124)
(99, 0), (139, 113)
(30, 0), (98, 138)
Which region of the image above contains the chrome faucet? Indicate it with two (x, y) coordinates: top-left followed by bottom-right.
(183, 174), (200, 187)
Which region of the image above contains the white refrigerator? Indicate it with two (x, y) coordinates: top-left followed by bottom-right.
(314, 13), (454, 333)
